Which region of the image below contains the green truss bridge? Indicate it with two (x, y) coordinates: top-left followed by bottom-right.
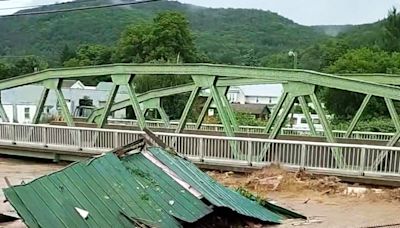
(1, 63), (400, 174)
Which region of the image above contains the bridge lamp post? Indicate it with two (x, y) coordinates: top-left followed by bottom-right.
(288, 50), (298, 69)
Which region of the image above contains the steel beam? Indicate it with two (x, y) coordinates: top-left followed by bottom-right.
(157, 107), (170, 128)
(55, 84), (74, 127)
(310, 93), (344, 168)
(6, 64), (400, 102)
(298, 96), (317, 136)
(385, 98), (400, 132)
(126, 82), (146, 130)
(265, 92), (288, 133)
(195, 95), (212, 129)
(97, 84), (119, 128)
(345, 94), (372, 138)
(0, 94), (9, 122)
(175, 87), (200, 133)
(211, 85), (235, 138)
(32, 88), (50, 124)
(218, 87), (239, 132)
(371, 131), (400, 170)
(268, 95), (296, 139)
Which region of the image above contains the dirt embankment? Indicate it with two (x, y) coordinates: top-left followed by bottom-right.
(208, 165), (400, 202)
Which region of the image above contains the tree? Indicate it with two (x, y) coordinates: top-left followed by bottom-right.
(10, 56), (48, 76)
(63, 44), (112, 67)
(322, 48), (400, 120)
(0, 62), (12, 80)
(383, 7), (400, 52)
(59, 45), (76, 66)
(114, 11), (199, 63)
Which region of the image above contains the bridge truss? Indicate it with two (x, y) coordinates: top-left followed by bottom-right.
(1, 63), (400, 168)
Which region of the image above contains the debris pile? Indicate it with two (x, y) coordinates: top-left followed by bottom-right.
(3, 144), (305, 227)
(208, 166), (400, 201)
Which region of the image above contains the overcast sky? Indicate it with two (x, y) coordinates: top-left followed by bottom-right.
(0, 0), (399, 25)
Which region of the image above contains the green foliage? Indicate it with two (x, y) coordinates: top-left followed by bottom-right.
(383, 8), (400, 52)
(326, 47), (400, 74)
(332, 118), (397, 133)
(0, 56), (48, 79)
(0, 1), (327, 66)
(235, 113), (267, 126)
(322, 48), (400, 120)
(64, 44), (113, 67)
(114, 11), (199, 63)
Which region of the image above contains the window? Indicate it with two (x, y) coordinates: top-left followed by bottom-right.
(300, 118), (307, 124)
(312, 119), (321, 124)
(24, 107), (30, 119)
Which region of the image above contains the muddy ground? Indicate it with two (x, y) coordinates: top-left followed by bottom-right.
(0, 156), (400, 228)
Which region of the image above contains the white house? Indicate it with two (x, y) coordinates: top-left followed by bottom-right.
(227, 84), (283, 108)
(0, 80), (129, 124)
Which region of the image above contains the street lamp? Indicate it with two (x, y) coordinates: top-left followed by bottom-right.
(288, 50), (297, 69)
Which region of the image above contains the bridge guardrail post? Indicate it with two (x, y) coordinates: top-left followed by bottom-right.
(199, 138), (204, 162)
(359, 147), (366, 176)
(247, 141), (253, 166)
(77, 129), (82, 150)
(300, 144), (306, 169)
(12, 124), (16, 144)
(42, 126), (47, 147)
(114, 132), (119, 148)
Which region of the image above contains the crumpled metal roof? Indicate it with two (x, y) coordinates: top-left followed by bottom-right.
(4, 147), (305, 227)
(146, 147), (292, 223)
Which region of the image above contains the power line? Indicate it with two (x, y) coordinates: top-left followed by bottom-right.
(0, 0), (161, 18)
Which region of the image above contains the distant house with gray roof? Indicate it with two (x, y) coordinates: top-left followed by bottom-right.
(0, 81), (129, 123)
(227, 84), (283, 108)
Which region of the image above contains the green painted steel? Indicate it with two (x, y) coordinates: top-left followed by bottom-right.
(195, 95), (212, 129)
(158, 107), (170, 127)
(97, 84), (119, 128)
(341, 73), (400, 85)
(55, 81), (74, 127)
(0, 94), (9, 122)
(32, 88), (49, 124)
(147, 147), (305, 223)
(4, 153), (191, 227)
(265, 92), (288, 133)
(219, 86), (239, 132)
(269, 95), (296, 140)
(127, 82), (146, 130)
(88, 83), (196, 123)
(310, 93), (344, 168)
(298, 96), (317, 135)
(41, 79), (75, 126)
(175, 86), (200, 133)
(110, 74), (146, 130)
(345, 94), (372, 138)
(4, 148), (304, 227)
(384, 98), (400, 132)
(3, 64), (400, 100)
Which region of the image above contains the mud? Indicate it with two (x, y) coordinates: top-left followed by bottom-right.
(1, 158), (400, 228)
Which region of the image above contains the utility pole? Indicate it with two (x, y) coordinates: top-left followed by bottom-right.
(288, 50), (297, 69)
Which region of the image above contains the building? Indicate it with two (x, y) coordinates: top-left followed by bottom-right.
(227, 84), (283, 108)
(231, 103), (270, 120)
(0, 81), (129, 123)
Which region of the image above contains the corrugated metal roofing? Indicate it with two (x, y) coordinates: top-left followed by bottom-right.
(4, 153), (211, 228)
(4, 147), (305, 227)
(146, 147), (290, 223)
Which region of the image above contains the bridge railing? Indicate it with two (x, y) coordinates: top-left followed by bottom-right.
(0, 122), (399, 178)
(107, 118), (395, 141)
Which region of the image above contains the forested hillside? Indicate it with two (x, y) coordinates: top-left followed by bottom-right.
(0, 0), (327, 65)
